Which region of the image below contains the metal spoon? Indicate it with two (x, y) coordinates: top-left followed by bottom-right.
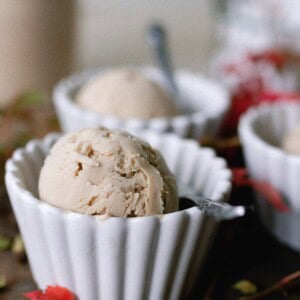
(179, 183), (251, 221)
(146, 23), (179, 100)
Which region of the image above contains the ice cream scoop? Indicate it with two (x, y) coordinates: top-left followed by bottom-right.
(282, 126), (300, 155)
(38, 127), (178, 217)
(76, 68), (179, 120)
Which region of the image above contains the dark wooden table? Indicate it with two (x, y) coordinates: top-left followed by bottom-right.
(0, 203), (36, 300)
(194, 185), (300, 299)
(0, 186), (299, 300)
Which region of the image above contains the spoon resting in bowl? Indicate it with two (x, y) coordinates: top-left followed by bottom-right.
(179, 183), (251, 221)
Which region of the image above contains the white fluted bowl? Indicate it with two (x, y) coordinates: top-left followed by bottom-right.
(239, 102), (300, 251)
(5, 131), (231, 300)
(53, 67), (229, 139)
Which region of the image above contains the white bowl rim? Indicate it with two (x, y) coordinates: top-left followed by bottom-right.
(239, 102), (300, 164)
(6, 131), (232, 224)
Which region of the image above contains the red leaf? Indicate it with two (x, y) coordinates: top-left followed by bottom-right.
(23, 290), (44, 300)
(44, 286), (76, 300)
(23, 286), (76, 300)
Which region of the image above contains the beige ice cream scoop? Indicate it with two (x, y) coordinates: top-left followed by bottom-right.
(76, 68), (179, 120)
(282, 126), (300, 155)
(38, 127), (178, 217)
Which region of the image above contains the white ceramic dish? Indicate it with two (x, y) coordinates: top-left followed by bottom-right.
(5, 131), (231, 300)
(53, 67), (230, 139)
(239, 102), (300, 251)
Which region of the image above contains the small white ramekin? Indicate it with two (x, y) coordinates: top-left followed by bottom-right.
(53, 67), (230, 139)
(5, 131), (231, 300)
(239, 102), (300, 251)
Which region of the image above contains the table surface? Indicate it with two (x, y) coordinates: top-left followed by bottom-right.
(0, 185), (299, 300)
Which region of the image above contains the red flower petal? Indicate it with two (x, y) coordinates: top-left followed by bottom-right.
(23, 290), (44, 300)
(44, 286), (76, 300)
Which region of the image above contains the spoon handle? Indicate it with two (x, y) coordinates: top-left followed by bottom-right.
(185, 194), (251, 221)
(147, 23), (178, 96)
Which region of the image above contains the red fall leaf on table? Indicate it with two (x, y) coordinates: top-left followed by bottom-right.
(24, 286), (76, 300)
(23, 290), (44, 300)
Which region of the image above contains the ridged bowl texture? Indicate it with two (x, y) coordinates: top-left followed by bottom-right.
(6, 131), (232, 299)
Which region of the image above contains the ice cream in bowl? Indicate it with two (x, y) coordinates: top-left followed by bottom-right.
(282, 125), (300, 156)
(5, 127), (231, 300)
(53, 66), (230, 139)
(76, 68), (180, 121)
(38, 127), (178, 217)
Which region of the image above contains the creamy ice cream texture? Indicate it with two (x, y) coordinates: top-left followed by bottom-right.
(38, 127), (178, 217)
(282, 126), (300, 155)
(76, 68), (179, 120)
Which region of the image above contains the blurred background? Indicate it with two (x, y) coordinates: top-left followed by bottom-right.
(1, 1), (300, 299)
(0, 0), (219, 108)
(2, 0), (300, 108)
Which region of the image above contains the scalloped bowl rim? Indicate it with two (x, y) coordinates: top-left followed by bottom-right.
(6, 131), (232, 224)
(239, 102), (300, 165)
